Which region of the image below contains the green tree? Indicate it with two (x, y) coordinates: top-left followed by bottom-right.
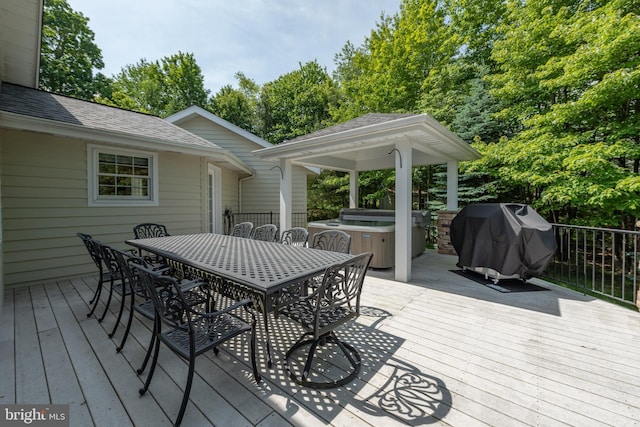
(210, 72), (260, 134)
(257, 61), (340, 143)
(482, 0), (640, 226)
(105, 52), (210, 117)
(40, 0), (108, 99)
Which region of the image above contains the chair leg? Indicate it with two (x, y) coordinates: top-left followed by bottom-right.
(137, 320), (157, 375)
(139, 319), (161, 394)
(86, 275), (104, 318)
(116, 287), (137, 352)
(98, 276), (115, 323)
(250, 319), (261, 383)
(284, 332), (361, 389)
(109, 280), (128, 338)
(175, 354), (196, 427)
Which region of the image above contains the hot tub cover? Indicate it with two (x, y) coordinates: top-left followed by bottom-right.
(450, 203), (556, 278)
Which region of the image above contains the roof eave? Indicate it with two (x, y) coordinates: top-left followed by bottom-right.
(0, 111), (253, 174)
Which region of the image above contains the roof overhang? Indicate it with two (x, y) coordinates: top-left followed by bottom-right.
(0, 111), (253, 175)
(0, 0), (43, 88)
(254, 114), (481, 171)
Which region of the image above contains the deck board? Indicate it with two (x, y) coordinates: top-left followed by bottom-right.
(2, 250), (640, 426)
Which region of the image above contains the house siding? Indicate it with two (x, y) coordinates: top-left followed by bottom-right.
(1, 129), (207, 286)
(177, 116), (309, 214)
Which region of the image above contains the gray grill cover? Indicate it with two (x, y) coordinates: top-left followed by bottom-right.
(450, 203), (556, 278)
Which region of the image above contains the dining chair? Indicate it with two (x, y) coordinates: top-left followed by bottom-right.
(133, 223), (170, 239)
(77, 233), (122, 320)
(132, 262), (261, 426)
(231, 221), (253, 238)
(109, 248), (209, 378)
(280, 227), (309, 246)
(310, 229), (351, 254)
(133, 223), (170, 266)
(250, 224), (278, 242)
(279, 252), (373, 389)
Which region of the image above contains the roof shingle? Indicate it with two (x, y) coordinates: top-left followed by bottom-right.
(0, 82), (222, 150)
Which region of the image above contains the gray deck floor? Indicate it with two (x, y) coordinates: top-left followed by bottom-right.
(2, 250), (640, 426)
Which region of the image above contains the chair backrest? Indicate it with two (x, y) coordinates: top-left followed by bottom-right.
(251, 224), (278, 242)
(280, 227), (309, 246)
(77, 232), (103, 270)
(310, 230), (351, 254)
(231, 222), (253, 238)
(133, 223), (170, 239)
(130, 262), (191, 329)
(309, 252), (373, 339)
(97, 242), (124, 281)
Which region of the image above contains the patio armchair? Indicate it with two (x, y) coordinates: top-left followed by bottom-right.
(106, 247), (210, 374)
(250, 224), (278, 242)
(310, 229), (351, 254)
(231, 221), (253, 238)
(280, 227), (309, 246)
(279, 252), (373, 389)
(76, 233), (123, 320)
(132, 262), (261, 426)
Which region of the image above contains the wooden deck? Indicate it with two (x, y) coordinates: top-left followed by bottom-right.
(2, 250), (640, 426)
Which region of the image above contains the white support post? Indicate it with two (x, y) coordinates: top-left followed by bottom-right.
(349, 170), (358, 208)
(394, 142), (412, 282)
(446, 161), (459, 211)
(279, 159), (293, 233)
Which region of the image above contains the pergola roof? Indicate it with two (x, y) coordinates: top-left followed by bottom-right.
(254, 113), (481, 170)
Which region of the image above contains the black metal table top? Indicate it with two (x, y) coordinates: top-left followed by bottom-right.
(126, 233), (354, 294)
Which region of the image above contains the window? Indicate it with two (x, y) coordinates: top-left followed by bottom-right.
(88, 145), (158, 206)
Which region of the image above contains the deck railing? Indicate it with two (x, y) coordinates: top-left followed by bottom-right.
(226, 211), (308, 232)
(544, 224), (639, 308)
(227, 212), (638, 308)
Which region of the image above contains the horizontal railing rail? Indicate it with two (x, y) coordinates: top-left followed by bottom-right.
(544, 223), (639, 308)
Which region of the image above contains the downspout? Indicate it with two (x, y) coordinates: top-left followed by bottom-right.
(238, 173), (255, 213)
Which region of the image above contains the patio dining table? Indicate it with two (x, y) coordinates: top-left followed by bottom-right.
(125, 233), (355, 367)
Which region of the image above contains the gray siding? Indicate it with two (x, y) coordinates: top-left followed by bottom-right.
(177, 116), (309, 214)
(1, 129), (207, 286)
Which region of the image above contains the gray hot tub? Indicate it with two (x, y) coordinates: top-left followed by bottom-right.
(308, 209), (429, 269)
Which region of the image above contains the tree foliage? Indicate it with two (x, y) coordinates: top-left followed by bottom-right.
(257, 61), (340, 143)
(40, 0), (108, 99)
(104, 52), (210, 117)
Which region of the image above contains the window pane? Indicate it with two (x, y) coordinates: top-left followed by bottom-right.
(95, 149), (154, 202)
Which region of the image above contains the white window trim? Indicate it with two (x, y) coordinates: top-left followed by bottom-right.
(87, 144), (159, 207)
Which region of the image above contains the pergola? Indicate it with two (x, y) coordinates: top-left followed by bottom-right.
(253, 113), (481, 282)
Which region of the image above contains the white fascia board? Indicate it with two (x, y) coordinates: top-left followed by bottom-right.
(166, 106), (272, 149)
(0, 111), (253, 173)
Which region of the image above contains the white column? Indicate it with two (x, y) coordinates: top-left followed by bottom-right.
(394, 143), (412, 282)
(446, 161), (459, 211)
(349, 170), (358, 208)
(279, 158), (293, 233)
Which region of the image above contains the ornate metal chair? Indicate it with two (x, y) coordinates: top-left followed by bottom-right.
(310, 230), (351, 254)
(133, 223), (170, 266)
(133, 223), (170, 239)
(109, 248), (209, 378)
(132, 262), (260, 426)
(250, 224), (278, 242)
(280, 227), (309, 246)
(279, 252), (373, 388)
(76, 233), (122, 320)
(231, 221), (253, 238)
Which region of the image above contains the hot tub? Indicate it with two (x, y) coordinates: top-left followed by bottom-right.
(308, 209), (429, 269)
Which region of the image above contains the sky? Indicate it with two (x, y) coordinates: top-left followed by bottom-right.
(66, 0), (400, 94)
